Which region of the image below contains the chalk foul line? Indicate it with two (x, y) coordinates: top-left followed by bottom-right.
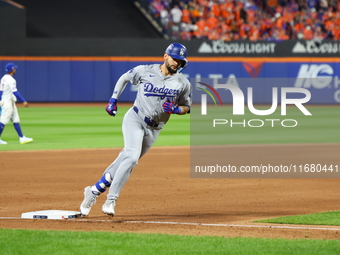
(1, 217), (340, 231)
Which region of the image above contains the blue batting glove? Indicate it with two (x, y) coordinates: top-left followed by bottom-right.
(162, 101), (181, 114)
(105, 98), (117, 116)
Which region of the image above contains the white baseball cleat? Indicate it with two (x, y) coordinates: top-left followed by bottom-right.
(0, 139), (7, 144)
(80, 186), (98, 216)
(102, 200), (116, 216)
(19, 136), (33, 144)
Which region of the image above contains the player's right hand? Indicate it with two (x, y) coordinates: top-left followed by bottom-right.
(162, 101), (181, 114)
(105, 98), (117, 116)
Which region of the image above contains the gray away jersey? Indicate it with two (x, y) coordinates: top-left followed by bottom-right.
(118, 64), (192, 124)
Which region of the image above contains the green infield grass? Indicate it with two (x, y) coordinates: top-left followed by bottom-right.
(0, 104), (338, 151)
(0, 105), (189, 151)
(0, 229), (339, 255)
(255, 211), (340, 226)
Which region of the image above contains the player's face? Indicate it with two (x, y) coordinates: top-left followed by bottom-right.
(164, 54), (184, 74)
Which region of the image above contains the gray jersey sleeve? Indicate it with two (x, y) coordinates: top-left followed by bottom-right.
(111, 74), (129, 99)
(127, 65), (145, 85)
(111, 65), (145, 99)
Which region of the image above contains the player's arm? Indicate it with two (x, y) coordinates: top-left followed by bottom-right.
(105, 65), (144, 116)
(166, 81), (192, 115)
(105, 74), (129, 117)
(176, 105), (190, 115)
(163, 103), (190, 115)
(162, 101), (190, 115)
(111, 73), (130, 100)
(13, 91), (29, 107)
(105, 72), (131, 116)
(163, 82), (192, 115)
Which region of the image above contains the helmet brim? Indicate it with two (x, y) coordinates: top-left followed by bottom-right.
(167, 54), (188, 68)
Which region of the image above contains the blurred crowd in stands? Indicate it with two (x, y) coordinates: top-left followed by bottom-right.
(138, 0), (340, 41)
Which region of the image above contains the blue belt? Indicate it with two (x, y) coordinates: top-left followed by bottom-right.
(133, 106), (159, 128)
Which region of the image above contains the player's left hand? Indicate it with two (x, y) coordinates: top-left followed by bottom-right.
(162, 101), (181, 114)
(106, 98), (118, 116)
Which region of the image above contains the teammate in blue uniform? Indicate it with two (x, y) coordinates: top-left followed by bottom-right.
(80, 43), (192, 216)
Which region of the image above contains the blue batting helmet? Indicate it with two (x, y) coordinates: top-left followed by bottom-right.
(165, 43), (188, 72)
(5, 63), (18, 73)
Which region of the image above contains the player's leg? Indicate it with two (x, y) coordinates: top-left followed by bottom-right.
(0, 101), (14, 144)
(89, 148), (126, 198)
(11, 104), (33, 144)
(80, 108), (144, 216)
(140, 127), (161, 158)
(102, 109), (145, 215)
(101, 124), (161, 215)
(100, 149), (126, 183)
(93, 109), (144, 194)
(0, 122), (6, 144)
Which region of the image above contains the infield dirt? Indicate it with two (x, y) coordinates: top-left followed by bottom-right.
(0, 145), (339, 239)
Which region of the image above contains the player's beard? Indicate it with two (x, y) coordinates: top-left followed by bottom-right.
(165, 60), (178, 74)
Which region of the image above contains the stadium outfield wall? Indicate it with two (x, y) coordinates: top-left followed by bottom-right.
(0, 39), (339, 104)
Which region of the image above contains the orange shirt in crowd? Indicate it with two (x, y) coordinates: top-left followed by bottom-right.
(191, 6), (201, 20)
(278, 30), (289, 40)
(211, 2), (221, 17)
(225, 10), (235, 25)
(208, 28), (220, 40)
(221, 0), (234, 12)
(275, 15), (288, 30)
(234, 5), (242, 22)
(206, 13), (219, 30)
(294, 22), (305, 33)
(234, 1), (243, 10)
(303, 27), (314, 40)
(218, 22), (231, 34)
(239, 22), (250, 39)
(267, 0), (278, 8)
(182, 7), (191, 23)
(220, 3), (230, 19)
(331, 25), (340, 39)
(283, 8), (294, 24)
(249, 25), (261, 41)
(306, 18), (314, 26)
(196, 17), (207, 31)
(246, 8), (256, 23)
(324, 18), (335, 32)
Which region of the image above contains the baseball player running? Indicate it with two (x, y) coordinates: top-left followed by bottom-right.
(80, 43), (192, 216)
(0, 63), (33, 144)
